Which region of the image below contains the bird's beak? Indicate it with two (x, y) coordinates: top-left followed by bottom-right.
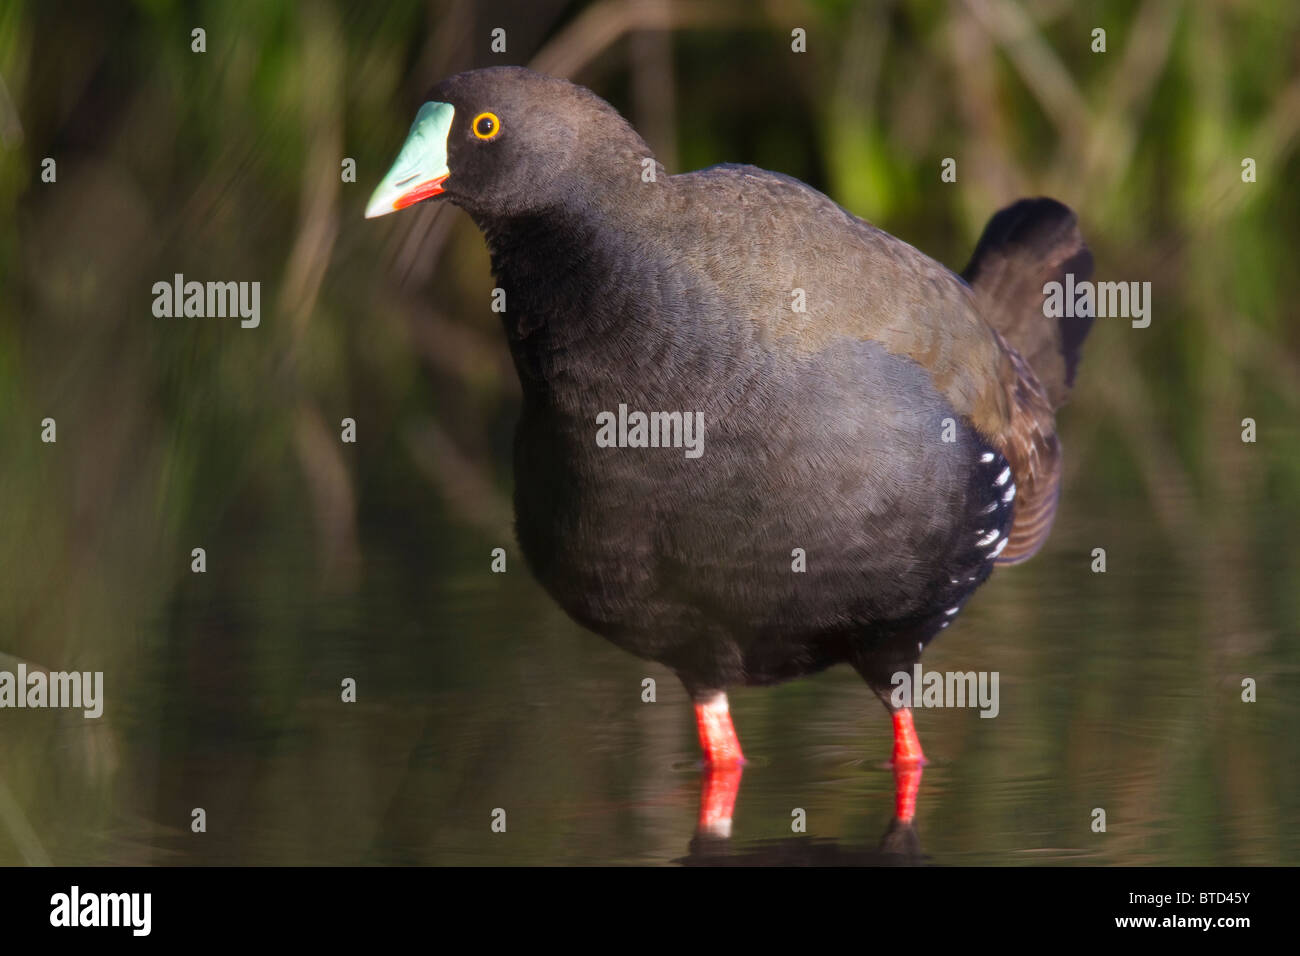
(365, 101), (455, 219)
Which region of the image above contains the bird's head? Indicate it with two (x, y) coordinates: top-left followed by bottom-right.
(365, 66), (653, 223)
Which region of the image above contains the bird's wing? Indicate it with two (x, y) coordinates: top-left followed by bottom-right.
(670, 165), (1011, 429)
(669, 164), (1060, 562)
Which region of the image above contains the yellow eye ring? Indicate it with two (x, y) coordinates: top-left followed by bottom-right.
(471, 111), (501, 140)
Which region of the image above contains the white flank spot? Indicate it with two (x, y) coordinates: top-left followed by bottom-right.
(976, 528), (1000, 547)
(995, 466), (1011, 487)
(988, 537), (1009, 559)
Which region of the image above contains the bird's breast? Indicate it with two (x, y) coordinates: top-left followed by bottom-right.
(507, 334), (992, 646)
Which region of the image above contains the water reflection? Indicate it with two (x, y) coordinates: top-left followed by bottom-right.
(683, 822), (924, 867)
(2, 514), (1298, 868)
(690, 760), (926, 865)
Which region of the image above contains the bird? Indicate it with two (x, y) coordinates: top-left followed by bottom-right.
(366, 66), (1093, 833)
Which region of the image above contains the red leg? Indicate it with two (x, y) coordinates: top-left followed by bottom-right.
(694, 693), (745, 765)
(891, 707), (926, 765)
(890, 707), (926, 824)
(694, 693), (745, 836)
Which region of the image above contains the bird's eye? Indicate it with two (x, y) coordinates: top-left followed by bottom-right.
(472, 111), (501, 140)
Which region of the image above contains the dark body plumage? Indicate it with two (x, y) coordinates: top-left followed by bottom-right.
(390, 67), (1091, 708)
(502, 170), (1014, 696)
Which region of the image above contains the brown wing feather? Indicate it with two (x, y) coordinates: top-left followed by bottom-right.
(669, 175), (1074, 564)
(989, 332), (1061, 564)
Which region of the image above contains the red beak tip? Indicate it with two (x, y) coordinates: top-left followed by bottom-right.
(394, 175), (449, 210)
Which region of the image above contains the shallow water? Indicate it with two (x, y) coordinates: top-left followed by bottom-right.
(2, 465), (1296, 866)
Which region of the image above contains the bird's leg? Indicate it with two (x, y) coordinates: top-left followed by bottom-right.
(694, 691), (745, 764)
(693, 691), (744, 838)
(857, 639), (929, 825)
(891, 707), (926, 764)
(890, 708), (926, 824)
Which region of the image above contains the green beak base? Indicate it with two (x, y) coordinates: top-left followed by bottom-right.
(365, 101), (455, 219)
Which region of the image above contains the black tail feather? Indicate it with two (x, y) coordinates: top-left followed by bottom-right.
(963, 197), (1094, 408)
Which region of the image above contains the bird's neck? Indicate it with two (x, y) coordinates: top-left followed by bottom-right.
(473, 188), (705, 414)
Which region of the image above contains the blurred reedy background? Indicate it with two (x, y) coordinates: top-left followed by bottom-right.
(0, 0), (1297, 864)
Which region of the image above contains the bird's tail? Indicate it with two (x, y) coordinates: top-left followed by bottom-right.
(962, 198), (1094, 409)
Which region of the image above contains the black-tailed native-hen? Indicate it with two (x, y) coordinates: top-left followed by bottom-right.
(367, 67), (1093, 834)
